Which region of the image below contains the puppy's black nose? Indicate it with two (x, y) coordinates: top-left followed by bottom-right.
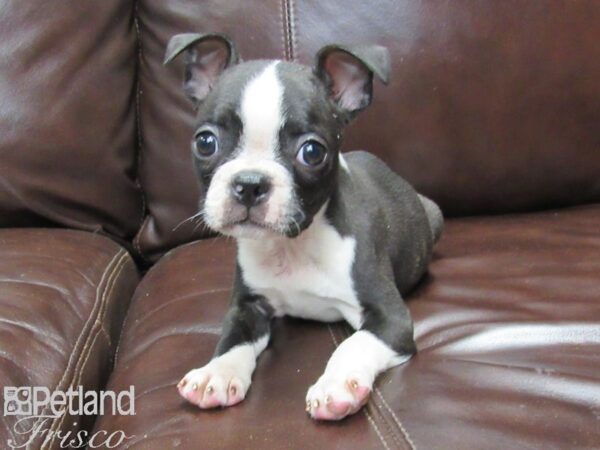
(231, 171), (271, 207)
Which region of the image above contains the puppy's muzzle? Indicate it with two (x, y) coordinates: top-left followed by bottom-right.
(231, 170), (272, 208)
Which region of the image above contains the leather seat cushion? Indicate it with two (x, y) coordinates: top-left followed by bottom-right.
(0, 229), (139, 449)
(0, 0), (143, 239)
(93, 204), (600, 449)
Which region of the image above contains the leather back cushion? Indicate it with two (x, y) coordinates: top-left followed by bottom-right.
(0, 0), (142, 239)
(135, 0), (600, 261)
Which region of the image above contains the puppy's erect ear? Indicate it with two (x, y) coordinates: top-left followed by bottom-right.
(315, 44), (390, 117)
(164, 33), (239, 105)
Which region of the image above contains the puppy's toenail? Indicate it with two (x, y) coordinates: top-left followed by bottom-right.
(206, 385), (214, 395)
(313, 399), (320, 409)
(325, 395), (332, 404)
(229, 386), (237, 396)
(306, 400), (312, 412)
(191, 383), (198, 391)
(178, 379), (186, 388)
(349, 379), (359, 390)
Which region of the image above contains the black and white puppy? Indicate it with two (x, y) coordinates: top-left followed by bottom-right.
(166, 33), (443, 421)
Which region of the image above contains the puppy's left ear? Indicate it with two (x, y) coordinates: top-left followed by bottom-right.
(315, 44), (390, 117)
(164, 32), (239, 105)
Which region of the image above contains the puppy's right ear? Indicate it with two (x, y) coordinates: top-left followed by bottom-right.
(164, 33), (239, 105)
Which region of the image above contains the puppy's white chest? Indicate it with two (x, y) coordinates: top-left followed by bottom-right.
(237, 219), (362, 329)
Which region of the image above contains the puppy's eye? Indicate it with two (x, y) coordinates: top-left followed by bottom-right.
(296, 140), (327, 167)
(193, 131), (219, 158)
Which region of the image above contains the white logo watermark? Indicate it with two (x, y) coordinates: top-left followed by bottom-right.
(3, 386), (136, 449)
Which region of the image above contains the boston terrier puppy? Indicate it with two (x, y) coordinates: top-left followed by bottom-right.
(165, 33), (443, 421)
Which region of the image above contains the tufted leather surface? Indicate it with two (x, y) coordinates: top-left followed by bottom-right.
(292, 0), (600, 216)
(133, 0), (600, 260)
(94, 204), (600, 449)
(0, 0), (143, 239)
(0, 229), (139, 449)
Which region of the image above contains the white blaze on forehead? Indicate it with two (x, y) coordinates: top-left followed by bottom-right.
(239, 62), (284, 158)
(203, 62), (296, 235)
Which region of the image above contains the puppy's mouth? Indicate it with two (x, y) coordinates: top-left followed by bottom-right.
(226, 217), (268, 230)
(219, 213), (281, 236)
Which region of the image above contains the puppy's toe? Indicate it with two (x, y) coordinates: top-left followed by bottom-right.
(178, 369), (210, 406)
(225, 378), (246, 406)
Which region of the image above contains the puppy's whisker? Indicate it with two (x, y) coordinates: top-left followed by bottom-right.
(191, 217), (212, 234)
(172, 211), (204, 232)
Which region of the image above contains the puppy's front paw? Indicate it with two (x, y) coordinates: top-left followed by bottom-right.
(177, 361), (249, 409)
(306, 371), (371, 420)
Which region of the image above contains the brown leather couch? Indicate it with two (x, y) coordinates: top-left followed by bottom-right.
(1, 1), (599, 449)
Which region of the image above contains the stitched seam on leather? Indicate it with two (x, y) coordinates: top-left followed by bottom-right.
(287, 0), (296, 61)
(364, 408), (392, 450)
(374, 389), (417, 450)
(369, 393), (406, 450)
(326, 324), (392, 450)
(100, 324), (112, 347)
(327, 323), (341, 348)
(37, 250), (128, 449)
(41, 329), (102, 450)
(113, 296), (133, 364)
(74, 253), (129, 386)
(29, 249), (124, 432)
(341, 326), (415, 450)
(280, 0), (289, 60)
(42, 252), (128, 449)
(280, 0), (295, 61)
(132, 0), (151, 265)
(42, 252), (129, 449)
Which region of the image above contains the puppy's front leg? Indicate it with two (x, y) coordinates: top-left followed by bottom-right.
(306, 279), (415, 420)
(178, 275), (273, 409)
